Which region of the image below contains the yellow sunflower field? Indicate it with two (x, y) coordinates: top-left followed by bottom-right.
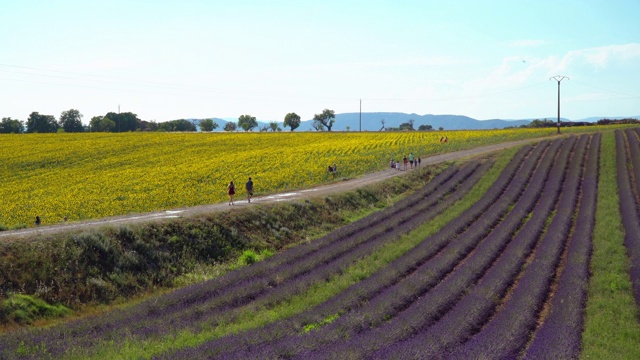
(0, 127), (595, 228)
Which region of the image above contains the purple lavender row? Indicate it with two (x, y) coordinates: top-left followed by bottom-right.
(281, 138), (561, 358)
(154, 144), (537, 359)
(627, 129), (640, 307)
(0, 161), (482, 357)
(360, 136), (578, 359)
(615, 130), (640, 309)
(627, 129), (640, 202)
(444, 135), (588, 359)
(367, 135), (580, 359)
(523, 132), (601, 359)
(304, 135), (566, 359)
(198, 142), (550, 359)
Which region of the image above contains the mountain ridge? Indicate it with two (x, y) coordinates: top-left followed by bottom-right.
(190, 113), (640, 131)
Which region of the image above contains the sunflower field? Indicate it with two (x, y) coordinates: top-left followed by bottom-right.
(0, 127), (600, 228)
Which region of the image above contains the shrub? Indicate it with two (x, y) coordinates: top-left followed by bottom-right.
(0, 294), (71, 325)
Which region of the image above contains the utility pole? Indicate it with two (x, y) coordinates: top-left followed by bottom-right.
(359, 99), (362, 132)
(550, 75), (569, 134)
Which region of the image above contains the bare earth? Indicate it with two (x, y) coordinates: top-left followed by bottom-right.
(0, 137), (552, 240)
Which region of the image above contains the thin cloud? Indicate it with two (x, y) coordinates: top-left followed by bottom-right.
(561, 43), (640, 69)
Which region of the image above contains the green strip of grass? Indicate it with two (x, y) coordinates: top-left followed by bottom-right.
(65, 148), (518, 360)
(581, 131), (640, 359)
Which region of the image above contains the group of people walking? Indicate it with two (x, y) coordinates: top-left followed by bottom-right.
(390, 152), (421, 171)
(227, 177), (253, 205)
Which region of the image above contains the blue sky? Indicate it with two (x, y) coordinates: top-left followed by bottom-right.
(1, 0), (639, 124)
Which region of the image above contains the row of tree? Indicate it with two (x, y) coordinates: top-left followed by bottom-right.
(0, 108), (338, 134)
(0, 110), (143, 134)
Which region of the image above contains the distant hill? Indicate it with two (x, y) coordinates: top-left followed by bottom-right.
(188, 113), (640, 132)
(296, 113), (532, 131)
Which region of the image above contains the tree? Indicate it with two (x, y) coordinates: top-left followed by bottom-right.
(238, 114), (258, 132)
(99, 117), (116, 132)
(200, 118), (218, 132)
(89, 116), (103, 132)
(89, 116), (116, 132)
(418, 124), (433, 131)
(399, 122), (414, 131)
(0, 117), (24, 133)
(269, 121), (281, 132)
(105, 112), (141, 132)
(26, 112), (59, 133)
(59, 109), (84, 132)
(158, 119), (197, 132)
(224, 121), (237, 132)
(438, 126), (444, 131)
(139, 120), (158, 131)
(528, 118), (555, 128)
(313, 109), (335, 131)
(283, 112), (301, 131)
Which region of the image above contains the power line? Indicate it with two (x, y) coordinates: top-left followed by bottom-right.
(571, 79), (640, 98)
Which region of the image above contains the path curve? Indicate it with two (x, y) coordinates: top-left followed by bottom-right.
(0, 136), (553, 240)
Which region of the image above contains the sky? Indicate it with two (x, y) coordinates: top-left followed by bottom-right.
(1, 0), (640, 124)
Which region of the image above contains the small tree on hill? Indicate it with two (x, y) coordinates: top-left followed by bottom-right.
(0, 117), (24, 133)
(269, 121), (281, 132)
(313, 109), (335, 131)
(283, 112), (301, 131)
(59, 109), (84, 132)
(26, 112), (59, 133)
(238, 114), (258, 132)
(200, 118), (218, 132)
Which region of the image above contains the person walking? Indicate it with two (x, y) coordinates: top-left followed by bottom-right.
(227, 181), (236, 205)
(409, 152), (414, 169)
(245, 177), (254, 203)
(403, 156), (408, 171)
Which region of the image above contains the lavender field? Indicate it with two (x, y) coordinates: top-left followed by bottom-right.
(3, 130), (640, 359)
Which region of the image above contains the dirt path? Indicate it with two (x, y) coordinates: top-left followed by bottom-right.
(0, 137), (552, 240)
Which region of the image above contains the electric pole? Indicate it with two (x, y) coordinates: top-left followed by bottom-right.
(550, 75), (568, 134)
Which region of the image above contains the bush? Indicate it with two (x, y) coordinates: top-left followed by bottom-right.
(0, 294), (71, 325)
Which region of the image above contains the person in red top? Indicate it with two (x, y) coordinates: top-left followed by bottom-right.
(227, 181), (236, 205)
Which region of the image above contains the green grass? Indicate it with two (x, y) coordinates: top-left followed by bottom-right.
(0, 294), (71, 325)
(63, 146), (518, 359)
(581, 131), (640, 359)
